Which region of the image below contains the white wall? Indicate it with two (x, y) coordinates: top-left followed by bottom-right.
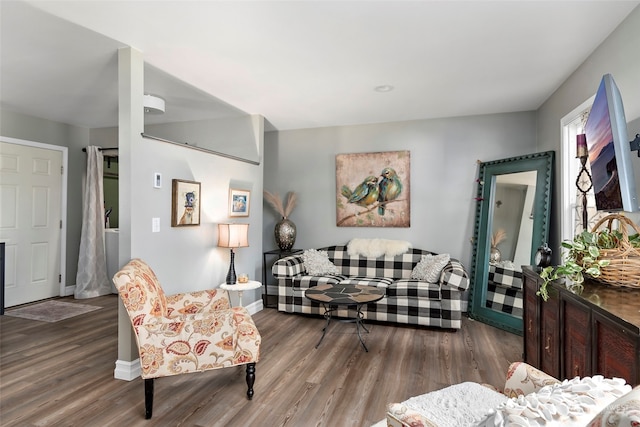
(263, 111), (538, 269)
(537, 5), (640, 256)
(129, 136), (264, 299)
(0, 108), (89, 288)
(90, 123), (265, 302)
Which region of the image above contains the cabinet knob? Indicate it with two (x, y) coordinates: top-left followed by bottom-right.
(545, 336), (551, 351)
(528, 319), (532, 333)
(574, 364), (580, 377)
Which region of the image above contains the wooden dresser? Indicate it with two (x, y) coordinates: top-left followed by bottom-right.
(522, 266), (640, 386)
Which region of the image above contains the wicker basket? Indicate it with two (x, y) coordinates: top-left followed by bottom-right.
(588, 213), (640, 288)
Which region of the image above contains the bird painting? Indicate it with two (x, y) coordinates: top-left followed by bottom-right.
(335, 150), (410, 228)
(342, 175), (380, 208)
(377, 167), (402, 215)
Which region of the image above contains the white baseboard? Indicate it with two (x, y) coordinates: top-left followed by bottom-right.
(114, 359), (141, 381)
(245, 298), (263, 315)
(63, 285), (75, 297)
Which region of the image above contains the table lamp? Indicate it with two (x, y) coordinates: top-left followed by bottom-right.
(217, 223), (249, 284)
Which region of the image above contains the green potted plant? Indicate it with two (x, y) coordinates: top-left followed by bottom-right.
(537, 229), (614, 301)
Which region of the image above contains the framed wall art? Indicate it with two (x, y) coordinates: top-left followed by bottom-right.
(171, 179), (201, 227)
(229, 188), (251, 217)
(336, 150), (410, 227)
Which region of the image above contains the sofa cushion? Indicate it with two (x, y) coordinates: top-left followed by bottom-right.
(302, 249), (340, 275)
(291, 275), (347, 290)
(389, 279), (441, 299)
(503, 361), (559, 398)
(338, 276), (393, 288)
(411, 253), (451, 283)
(324, 245), (429, 279)
(488, 264), (523, 291)
(586, 384), (640, 427)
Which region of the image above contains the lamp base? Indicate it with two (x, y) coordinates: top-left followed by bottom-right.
(226, 248), (236, 285)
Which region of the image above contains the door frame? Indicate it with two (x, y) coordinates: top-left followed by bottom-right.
(1, 135), (69, 297)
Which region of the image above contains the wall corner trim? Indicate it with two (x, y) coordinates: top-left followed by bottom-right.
(114, 358), (141, 381)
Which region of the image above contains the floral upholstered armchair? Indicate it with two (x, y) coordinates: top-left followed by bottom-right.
(113, 259), (261, 419)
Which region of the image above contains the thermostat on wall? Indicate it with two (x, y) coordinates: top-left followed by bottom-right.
(154, 173), (162, 188)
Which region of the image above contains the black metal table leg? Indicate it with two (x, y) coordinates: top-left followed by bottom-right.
(315, 304), (333, 348)
(355, 304), (369, 352)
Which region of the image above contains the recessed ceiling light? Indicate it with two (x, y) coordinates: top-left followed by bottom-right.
(374, 85), (394, 93)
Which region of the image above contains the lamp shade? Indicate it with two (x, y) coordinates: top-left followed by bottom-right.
(217, 223), (249, 248)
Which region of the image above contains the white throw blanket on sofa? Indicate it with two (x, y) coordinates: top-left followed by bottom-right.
(347, 238), (412, 258)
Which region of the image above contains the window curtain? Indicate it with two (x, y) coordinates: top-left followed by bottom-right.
(75, 146), (111, 299)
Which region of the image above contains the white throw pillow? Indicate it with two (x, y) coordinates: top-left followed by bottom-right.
(302, 249), (340, 276)
(411, 253), (450, 283)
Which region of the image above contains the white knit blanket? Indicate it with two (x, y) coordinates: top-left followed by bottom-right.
(478, 376), (631, 426)
(402, 382), (508, 427)
(347, 238), (412, 257)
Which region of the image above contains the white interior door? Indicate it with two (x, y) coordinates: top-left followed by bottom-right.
(0, 141), (62, 307)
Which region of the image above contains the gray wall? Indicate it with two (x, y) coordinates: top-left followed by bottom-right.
(263, 111), (538, 269)
(0, 108), (89, 288)
(124, 133), (264, 298)
(91, 122), (265, 302)
(537, 5), (640, 256)
(0, 108), (265, 306)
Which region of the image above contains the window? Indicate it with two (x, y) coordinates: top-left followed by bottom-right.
(560, 97), (603, 242)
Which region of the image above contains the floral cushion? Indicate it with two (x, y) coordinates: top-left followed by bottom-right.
(503, 361), (559, 398)
(113, 258), (261, 379)
(586, 384), (640, 427)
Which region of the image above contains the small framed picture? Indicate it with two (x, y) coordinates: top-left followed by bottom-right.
(171, 179), (201, 227)
(229, 188), (251, 217)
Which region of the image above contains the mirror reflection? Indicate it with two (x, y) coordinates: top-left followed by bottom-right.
(469, 152), (554, 334)
(486, 171), (537, 320)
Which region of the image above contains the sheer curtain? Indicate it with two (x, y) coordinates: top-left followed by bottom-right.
(75, 146), (111, 299)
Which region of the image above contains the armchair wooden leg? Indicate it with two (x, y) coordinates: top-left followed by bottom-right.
(245, 362), (256, 400)
(144, 378), (154, 419)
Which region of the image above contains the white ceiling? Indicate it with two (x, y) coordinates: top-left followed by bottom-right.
(1, 1), (638, 132)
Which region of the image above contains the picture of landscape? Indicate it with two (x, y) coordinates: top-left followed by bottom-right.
(585, 79), (623, 211)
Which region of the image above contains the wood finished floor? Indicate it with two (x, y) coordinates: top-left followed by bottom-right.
(0, 295), (522, 426)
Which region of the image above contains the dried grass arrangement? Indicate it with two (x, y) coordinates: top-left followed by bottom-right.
(491, 228), (507, 247)
(264, 190), (297, 218)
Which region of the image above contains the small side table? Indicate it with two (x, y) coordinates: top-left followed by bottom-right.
(220, 281), (262, 307)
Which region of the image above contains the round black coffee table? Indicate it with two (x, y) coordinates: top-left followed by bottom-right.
(305, 283), (385, 352)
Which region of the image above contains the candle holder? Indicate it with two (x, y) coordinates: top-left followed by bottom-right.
(575, 134), (593, 230)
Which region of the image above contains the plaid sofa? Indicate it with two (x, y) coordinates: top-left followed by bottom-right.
(486, 264), (523, 317)
(272, 245), (469, 329)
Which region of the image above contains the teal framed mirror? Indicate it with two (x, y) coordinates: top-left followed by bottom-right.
(469, 151), (554, 335)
